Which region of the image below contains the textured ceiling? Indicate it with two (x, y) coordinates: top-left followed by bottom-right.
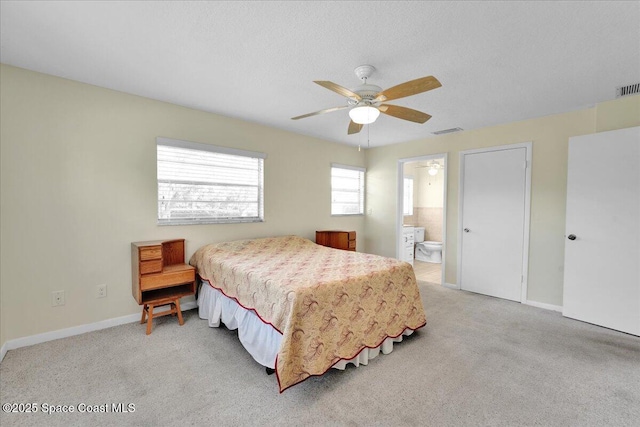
(1, 1), (639, 148)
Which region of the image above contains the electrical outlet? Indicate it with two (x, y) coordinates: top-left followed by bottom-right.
(51, 290), (65, 307)
(96, 284), (107, 298)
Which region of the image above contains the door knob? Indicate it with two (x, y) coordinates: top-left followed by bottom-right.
(567, 234), (576, 240)
(464, 228), (470, 233)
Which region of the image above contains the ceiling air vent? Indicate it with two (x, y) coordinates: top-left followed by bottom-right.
(616, 83), (640, 98)
(432, 127), (463, 135)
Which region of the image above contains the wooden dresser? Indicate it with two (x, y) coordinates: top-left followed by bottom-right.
(315, 230), (356, 251)
(131, 239), (196, 334)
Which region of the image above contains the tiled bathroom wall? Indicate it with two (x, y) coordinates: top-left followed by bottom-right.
(415, 207), (443, 241)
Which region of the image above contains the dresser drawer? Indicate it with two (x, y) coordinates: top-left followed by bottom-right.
(140, 268), (195, 291)
(140, 246), (162, 261)
(140, 259), (163, 275)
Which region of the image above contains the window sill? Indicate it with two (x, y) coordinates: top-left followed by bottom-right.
(158, 218), (265, 226)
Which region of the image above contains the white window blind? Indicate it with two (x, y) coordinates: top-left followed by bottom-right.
(331, 164), (365, 215)
(403, 176), (414, 215)
(157, 137), (266, 225)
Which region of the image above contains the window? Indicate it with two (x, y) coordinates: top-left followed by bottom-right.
(157, 137), (266, 225)
(331, 164), (365, 215)
(403, 176), (414, 215)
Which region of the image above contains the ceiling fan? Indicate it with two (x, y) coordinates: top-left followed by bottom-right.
(416, 160), (444, 176)
(291, 65), (441, 135)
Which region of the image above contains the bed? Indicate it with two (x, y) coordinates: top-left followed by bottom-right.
(189, 235), (427, 392)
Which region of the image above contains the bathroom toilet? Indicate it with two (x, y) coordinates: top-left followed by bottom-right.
(414, 227), (443, 263)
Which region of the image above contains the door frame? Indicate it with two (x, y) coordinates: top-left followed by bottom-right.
(397, 153), (448, 286)
(457, 142), (532, 301)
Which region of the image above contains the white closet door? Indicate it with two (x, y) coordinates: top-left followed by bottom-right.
(459, 145), (529, 302)
(563, 126), (640, 336)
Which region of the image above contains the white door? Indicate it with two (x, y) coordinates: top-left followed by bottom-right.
(563, 126), (640, 336)
(459, 144), (530, 302)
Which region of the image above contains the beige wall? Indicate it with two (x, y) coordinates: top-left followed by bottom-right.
(0, 64), (365, 348)
(417, 166), (444, 209)
(364, 94), (640, 306)
(595, 95), (640, 133)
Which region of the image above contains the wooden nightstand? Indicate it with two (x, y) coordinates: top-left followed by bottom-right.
(131, 239), (196, 334)
(315, 230), (356, 251)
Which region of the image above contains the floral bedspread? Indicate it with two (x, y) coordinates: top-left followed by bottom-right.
(189, 235), (427, 392)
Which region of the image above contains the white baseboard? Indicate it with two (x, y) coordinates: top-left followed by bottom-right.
(0, 301), (197, 363)
(524, 299), (563, 312)
(439, 282), (562, 312)
(0, 341), (7, 363)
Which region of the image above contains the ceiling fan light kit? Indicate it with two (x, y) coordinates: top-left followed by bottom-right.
(292, 65), (441, 136)
(427, 161), (442, 176)
(349, 105), (380, 124)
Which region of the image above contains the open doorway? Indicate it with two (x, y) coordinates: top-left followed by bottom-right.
(397, 154), (447, 285)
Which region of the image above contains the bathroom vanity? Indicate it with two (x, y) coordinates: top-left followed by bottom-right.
(401, 226), (415, 265)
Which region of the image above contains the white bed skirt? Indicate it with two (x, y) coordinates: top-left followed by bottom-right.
(197, 282), (414, 371)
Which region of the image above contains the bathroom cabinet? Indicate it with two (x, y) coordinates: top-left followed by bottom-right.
(402, 226), (415, 265)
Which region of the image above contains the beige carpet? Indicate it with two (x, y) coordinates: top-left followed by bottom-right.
(1, 282), (639, 426)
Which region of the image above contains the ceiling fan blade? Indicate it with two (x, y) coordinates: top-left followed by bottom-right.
(379, 104), (432, 124)
(375, 76), (441, 102)
(348, 120), (363, 135)
(314, 81), (362, 100)
(291, 105), (348, 120)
